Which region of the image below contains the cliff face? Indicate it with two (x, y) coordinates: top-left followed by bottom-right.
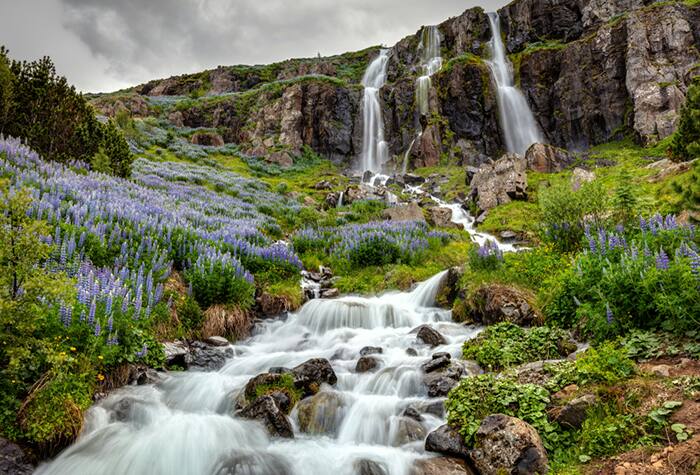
(92, 0), (700, 166)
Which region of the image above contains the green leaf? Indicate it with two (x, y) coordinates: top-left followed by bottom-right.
(664, 401), (683, 410)
(579, 455), (592, 463)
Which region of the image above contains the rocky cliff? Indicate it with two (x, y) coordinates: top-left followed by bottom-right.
(92, 0), (700, 167)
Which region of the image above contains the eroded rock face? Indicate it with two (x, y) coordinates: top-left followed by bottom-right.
(469, 414), (548, 475)
(236, 395), (294, 438)
(382, 202), (425, 222)
(191, 131), (225, 147)
(525, 143), (575, 173)
(468, 154), (528, 213)
(467, 284), (539, 326)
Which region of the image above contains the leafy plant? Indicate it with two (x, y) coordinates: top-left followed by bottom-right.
(671, 76), (700, 161)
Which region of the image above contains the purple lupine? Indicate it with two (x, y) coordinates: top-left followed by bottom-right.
(606, 304), (613, 325)
(656, 249), (670, 270)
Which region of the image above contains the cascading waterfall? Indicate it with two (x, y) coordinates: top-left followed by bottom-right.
(486, 12), (543, 156)
(360, 49), (390, 175)
(415, 26), (442, 116)
(36, 269), (482, 475)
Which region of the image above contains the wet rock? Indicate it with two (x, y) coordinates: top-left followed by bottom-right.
(466, 284), (539, 326)
(205, 336), (230, 347)
(320, 288), (340, 299)
(314, 180), (333, 190)
(344, 186), (367, 204)
(418, 400), (446, 418)
(552, 394), (597, 429)
(244, 373), (287, 401)
(236, 395), (294, 438)
(186, 341), (234, 371)
(571, 168), (596, 191)
(500, 230), (517, 240)
(468, 153), (528, 213)
(412, 457), (476, 475)
(394, 417), (427, 446)
(0, 437), (33, 475)
(354, 459), (388, 475)
(269, 366), (291, 374)
(422, 355), (451, 374)
(427, 207), (460, 229)
(425, 424), (470, 458)
(214, 452), (292, 475)
(424, 373), (460, 398)
(296, 391), (345, 435)
(127, 365), (162, 386)
(360, 346), (383, 356)
(382, 202), (425, 222)
(292, 358), (338, 397)
(356, 356), (380, 373)
(469, 414), (548, 475)
(163, 341), (189, 367)
(525, 143), (575, 173)
(402, 406), (424, 422)
(435, 267), (463, 309)
(406, 348), (418, 357)
(403, 174), (426, 186)
(257, 292), (291, 317)
(414, 325), (447, 347)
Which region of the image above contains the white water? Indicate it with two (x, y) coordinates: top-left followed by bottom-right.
(37, 272), (481, 475)
(486, 12), (543, 156)
(360, 49), (390, 175)
(415, 26), (443, 116)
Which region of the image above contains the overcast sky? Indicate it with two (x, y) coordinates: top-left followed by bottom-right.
(2, 0), (508, 93)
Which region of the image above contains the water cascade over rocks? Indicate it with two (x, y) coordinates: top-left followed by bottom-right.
(416, 26), (443, 117)
(360, 49), (390, 176)
(36, 271), (482, 475)
(486, 12), (544, 156)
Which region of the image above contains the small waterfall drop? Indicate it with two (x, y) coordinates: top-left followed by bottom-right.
(360, 49), (390, 175)
(415, 26), (442, 116)
(486, 12), (543, 156)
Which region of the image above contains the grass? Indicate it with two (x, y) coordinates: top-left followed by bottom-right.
(411, 165), (469, 201)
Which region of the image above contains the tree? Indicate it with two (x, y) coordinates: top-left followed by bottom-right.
(0, 47), (14, 134)
(98, 120), (133, 177)
(671, 77), (700, 162)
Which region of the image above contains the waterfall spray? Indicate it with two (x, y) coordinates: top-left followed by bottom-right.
(359, 49), (390, 175)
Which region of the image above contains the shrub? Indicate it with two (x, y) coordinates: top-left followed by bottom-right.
(185, 249), (255, 309)
(462, 323), (575, 371)
(670, 77), (700, 162)
(539, 180), (608, 252)
(468, 240), (503, 271)
(177, 295), (204, 331)
(574, 342), (636, 385)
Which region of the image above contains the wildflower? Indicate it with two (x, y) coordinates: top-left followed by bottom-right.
(606, 304), (614, 325)
(656, 249), (670, 271)
(97, 374), (105, 381)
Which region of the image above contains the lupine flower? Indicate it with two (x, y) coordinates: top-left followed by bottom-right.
(606, 304), (614, 324)
(656, 249), (670, 271)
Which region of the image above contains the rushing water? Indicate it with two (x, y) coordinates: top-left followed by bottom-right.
(360, 49), (390, 175)
(486, 12), (543, 156)
(415, 26), (443, 117)
(36, 269), (482, 475)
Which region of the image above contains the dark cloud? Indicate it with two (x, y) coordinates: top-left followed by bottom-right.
(2, 0), (507, 92)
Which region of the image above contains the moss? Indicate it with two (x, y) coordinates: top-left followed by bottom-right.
(251, 373), (304, 413)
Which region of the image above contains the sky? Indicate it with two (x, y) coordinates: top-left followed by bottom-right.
(1, 0), (508, 93)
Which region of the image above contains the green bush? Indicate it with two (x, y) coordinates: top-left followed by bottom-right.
(671, 77), (700, 161)
(574, 342), (636, 385)
(177, 295), (204, 331)
(462, 323), (575, 371)
(347, 237), (401, 268)
(185, 260), (255, 309)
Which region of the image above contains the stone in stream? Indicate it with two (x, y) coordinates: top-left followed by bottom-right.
(0, 437), (34, 475)
(205, 335), (230, 347)
(406, 348), (418, 356)
(402, 406), (424, 422)
(236, 395), (294, 438)
(425, 424), (470, 458)
(393, 417), (427, 446)
(295, 391), (346, 435)
(469, 414), (548, 475)
(355, 356), (380, 373)
(186, 341), (233, 371)
(421, 355), (451, 374)
(291, 358), (338, 397)
(413, 325), (447, 347)
(354, 459), (388, 475)
(411, 457), (476, 475)
(360, 346), (383, 356)
(162, 341), (189, 367)
(214, 452), (292, 475)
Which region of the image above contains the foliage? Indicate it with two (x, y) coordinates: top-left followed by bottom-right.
(468, 240), (503, 271)
(0, 47), (133, 177)
(0, 47), (13, 134)
(250, 373), (303, 413)
(176, 295), (204, 331)
(184, 248), (255, 309)
(613, 169), (638, 225)
(622, 329), (700, 361)
(462, 323), (574, 371)
(670, 77), (700, 161)
(574, 342), (636, 385)
(539, 180), (608, 252)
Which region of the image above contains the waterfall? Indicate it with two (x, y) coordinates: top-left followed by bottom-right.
(416, 26), (442, 116)
(36, 270), (482, 475)
(486, 12), (543, 156)
(360, 49), (390, 175)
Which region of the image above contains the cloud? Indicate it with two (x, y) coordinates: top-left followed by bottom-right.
(3, 0), (508, 92)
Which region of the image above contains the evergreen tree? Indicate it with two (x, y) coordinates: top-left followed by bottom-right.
(671, 77), (700, 162)
(0, 47), (14, 134)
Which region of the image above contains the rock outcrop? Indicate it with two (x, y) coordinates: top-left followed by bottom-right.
(469, 414), (549, 475)
(382, 202), (425, 222)
(465, 284), (539, 326)
(525, 143), (576, 173)
(468, 154), (528, 214)
(0, 437), (33, 475)
(236, 395), (295, 438)
(412, 457), (476, 475)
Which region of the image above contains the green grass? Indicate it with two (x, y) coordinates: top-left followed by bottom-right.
(411, 165), (469, 201)
(479, 201), (541, 240)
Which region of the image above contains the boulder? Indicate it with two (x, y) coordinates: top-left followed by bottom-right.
(468, 154), (528, 213)
(360, 346), (383, 356)
(423, 364), (464, 398)
(382, 202), (425, 222)
(354, 459), (388, 475)
(236, 395), (294, 438)
(186, 341), (233, 371)
(0, 437), (33, 475)
(414, 325), (447, 347)
(525, 143), (575, 173)
(466, 284), (539, 326)
(325, 192), (340, 209)
(427, 207), (460, 229)
(402, 406), (424, 422)
(205, 335), (229, 347)
(320, 288), (339, 299)
(571, 168), (595, 191)
(163, 341), (189, 367)
(416, 400), (446, 418)
(243, 373), (288, 402)
(213, 453), (292, 475)
(191, 131), (225, 147)
(295, 391), (345, 435)
(393, 417), (427, 446)
(314, 180), (333, 190)
(344, 186), (367, 204)
(403, 174), (426, 186)
(469, 414), (548, 475)
(412, 457), (476, 475)
(291, 358), (338, 397)
(422, 355), (452, 374)
(356, 356), (380, 373)
(127, 365), (162, 386)
(257, 292), (291, 317)
(435, 266), (463, 308)
(266, 151), (293, 168)
(552, 394), (597, 429)
(425, 424), (470, 458)
(406, 348), (419, 357)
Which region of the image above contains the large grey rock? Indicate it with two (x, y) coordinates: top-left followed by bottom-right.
(414, 325), (447, 347)
(427, 207), (460, 229)
(425, 424), (470, 458)
(552, 394), (597, 429)
(0, 437), (33, 475)
(236, 395), (294, 438)
(186, 341), (233, 371)
(356, 356), (380, 373)
(295, 391), (345, 435)
(466, 284), (539, 326)
(291, 358), (338, 397)
(525, 143), (576, 173)
(382, 202), (425, 222)
(393, 417), (427, 446)
(163, 341), (189, 367)
(469, 414), (548, 475)
(354, 459), (388, 475)
(412, 457), (476, 475)
(468, 154), (528, 213)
